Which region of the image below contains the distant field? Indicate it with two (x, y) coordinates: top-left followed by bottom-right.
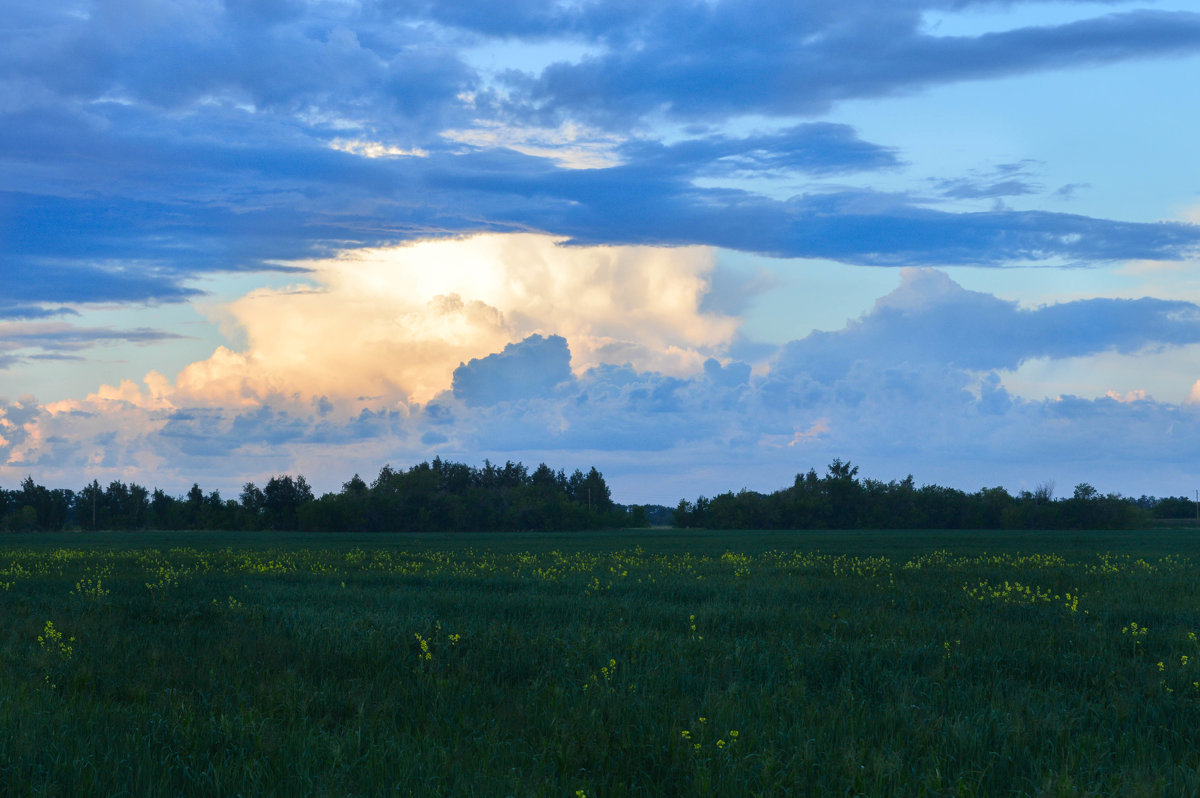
(4, 529), (1200, 795)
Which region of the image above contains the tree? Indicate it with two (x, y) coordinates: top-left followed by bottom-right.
(581, 467), (613, 513)
(823, 459), (862, 528)
(78, 480), (103, 531)
(20, 477), (71, 531)
(263, 474), (315, 530)
(184, 483), (205, 528)
(826, 459), (859, 482)
(239, 483), (266, 529)
(531, 463), (560, 491)
(150, 488), (178, 529)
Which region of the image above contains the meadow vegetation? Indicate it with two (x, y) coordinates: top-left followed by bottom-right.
(3, 528), (1200, 795)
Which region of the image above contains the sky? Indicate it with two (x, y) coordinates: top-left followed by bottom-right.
(4, 0), (1200, 504)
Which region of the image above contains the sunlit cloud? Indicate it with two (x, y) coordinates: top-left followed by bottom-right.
(328, 139), (429, 159)
(441, 121), (626, 169)
(1105, 389), (1148, 403)
(10, 265), (1200, 500)
(759, 419), (832, 449)
(155, 234), (737, 408)
(1186, 380), (1200, 405)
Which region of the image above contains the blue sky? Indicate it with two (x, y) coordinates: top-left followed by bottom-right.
(3, 0), (1200, 503)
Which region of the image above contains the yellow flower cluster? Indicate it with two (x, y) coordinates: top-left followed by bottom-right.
(36, 620), (74, 689)
(680, 716), (739, 756)
(414, 632), (432, 662)
(71, 569), (111, 602)
(962, 579), (1083, 614)
(1121, 622), (1148, 641)
(211, 595), (243, 611)
(582, 658), (624, 694)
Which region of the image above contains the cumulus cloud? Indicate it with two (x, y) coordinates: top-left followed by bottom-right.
(102, 234), (739, 408)
(774, 268), (1200, 380)
(452, 334), (573, 406)
(9, 266), (1200, 501)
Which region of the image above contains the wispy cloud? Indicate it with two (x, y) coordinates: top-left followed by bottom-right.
(0, 322), (187, 369)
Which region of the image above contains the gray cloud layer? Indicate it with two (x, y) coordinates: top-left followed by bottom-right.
(511, 8), (1200, 125)
(4, 1), (1200, 317)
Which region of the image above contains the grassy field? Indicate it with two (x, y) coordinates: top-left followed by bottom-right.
(4, 528), (1200, 796)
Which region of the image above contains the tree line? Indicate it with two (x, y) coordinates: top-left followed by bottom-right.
(4, 456), (1195, 533)
(0, 458), (635, 533)
(672, 459), (1193, 530)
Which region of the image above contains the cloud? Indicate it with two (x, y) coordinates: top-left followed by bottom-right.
(441, 120), (625, 169)
(931, 161), (1043, 200)
(535, 186), (1200, 265)
(10, 266), (1200, 500)
(507, 8), (1200, 126)
(0, 322), (187, 369)
(4, 1), (1200, 321)
(698, 264), (780, 317)
(107, 234), (740, 408)
(9, 2), (1200, 499)
(452, 334), (574, 406)
(617, 123), (901, 178)
(774, 268), (1200, 380)
(0, 302), (77, 321)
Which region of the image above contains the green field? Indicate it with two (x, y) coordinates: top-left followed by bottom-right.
(4, 528), (1200, 796)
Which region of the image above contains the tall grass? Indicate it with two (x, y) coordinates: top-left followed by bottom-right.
(2, 530), (1200, 795)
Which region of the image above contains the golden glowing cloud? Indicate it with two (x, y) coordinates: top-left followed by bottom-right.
(164, 234), (738, 407)
(1187, 380), (1200, 405)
